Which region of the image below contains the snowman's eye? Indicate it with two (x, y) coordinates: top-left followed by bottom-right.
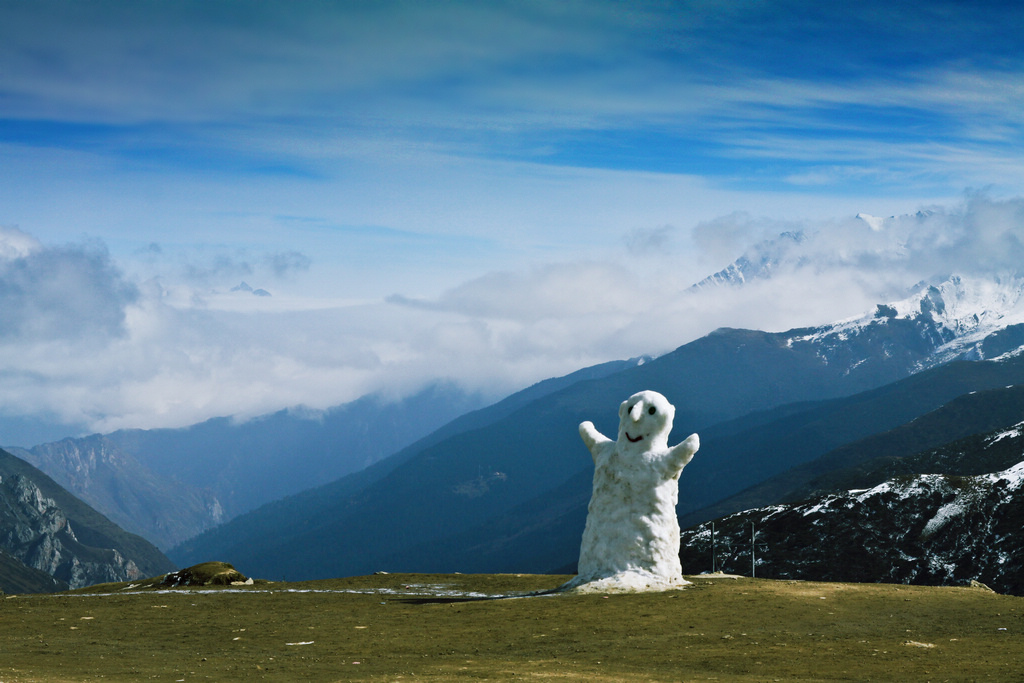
(627, 404), (635, 413)
(648, 406), (656, 415)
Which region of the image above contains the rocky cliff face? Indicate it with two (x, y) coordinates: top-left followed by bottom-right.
(0, 448), (174, 592)
(0, 472), (144, 589)
(10, 435), (224, 551)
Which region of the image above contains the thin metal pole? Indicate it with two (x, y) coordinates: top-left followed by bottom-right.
(711, 522), (716, 573)
(751, 522), (756, 578)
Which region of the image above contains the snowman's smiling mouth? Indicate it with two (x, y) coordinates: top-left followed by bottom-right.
(625, 432), (643, 443)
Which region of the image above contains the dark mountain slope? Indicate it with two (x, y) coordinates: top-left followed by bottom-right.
(679, 422), (1024, 595)
(393, 467), (594, 575)
(375, 355), (1024, 576)
(0, 547), (67, 594)
(679, 379), (1024, 530)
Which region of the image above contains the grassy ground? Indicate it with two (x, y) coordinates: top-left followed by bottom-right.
(2, 572), (1022, 681)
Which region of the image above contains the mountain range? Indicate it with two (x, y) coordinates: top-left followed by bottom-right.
(7, 383), (487, 549)
(7, 258), (1024, 595)
(169, 274), (1024, 587)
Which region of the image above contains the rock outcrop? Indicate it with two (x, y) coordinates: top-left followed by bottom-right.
(0, 448), (174, 592)
(0, 472), (144, 588)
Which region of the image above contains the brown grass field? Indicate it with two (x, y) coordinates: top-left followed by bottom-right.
(2, 572), (1022, 681)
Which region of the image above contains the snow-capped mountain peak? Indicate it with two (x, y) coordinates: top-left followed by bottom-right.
(690, 231), (807, 290)
(919, 274), (1024, 328)
(886, 274), (1024, 362)
(786, 273), (1024, 369)
(855, 212), (885, 231)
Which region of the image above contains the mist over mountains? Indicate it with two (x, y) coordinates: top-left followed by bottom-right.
(3, 197), (1024, 443)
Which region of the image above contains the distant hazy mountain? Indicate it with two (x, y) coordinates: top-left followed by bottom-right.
(0, 448), (174, 593)
(171, 274), (1024, 581)
(14, 383), (488, 550)
(7, 436), (224, 552)
(106, 382), (488, 517)
(679, 418), (1024, 595)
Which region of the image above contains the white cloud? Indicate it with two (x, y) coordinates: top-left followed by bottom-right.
(172, 248), (312, 288)
(1, 195), (1024, 435)
(690, 212), (792, 265)
(0, 225), (40, 259)
(624, 225), (677, 256)
(0, 237), (137, 341)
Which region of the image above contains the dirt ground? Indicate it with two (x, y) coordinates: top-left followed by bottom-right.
(2, 572), (1022, 682)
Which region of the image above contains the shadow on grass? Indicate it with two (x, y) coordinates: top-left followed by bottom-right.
(395, 587), (567, 604)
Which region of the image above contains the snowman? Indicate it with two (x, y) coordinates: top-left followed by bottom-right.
(564, 390), (699, 593)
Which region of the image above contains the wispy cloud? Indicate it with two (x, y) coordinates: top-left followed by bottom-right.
(172, 248), (311, 287)
(3, 1), (1023, 194)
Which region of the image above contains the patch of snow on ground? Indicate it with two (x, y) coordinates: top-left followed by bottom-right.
(898, 475), (944, 500)
(987, 460), (1024, 488)
(852, 481), (893, 502)
(922, 500), (964, 537)
(760, 504), (790, 520)
(801, 496), (839, 517)
(987, 423), (1024, 446)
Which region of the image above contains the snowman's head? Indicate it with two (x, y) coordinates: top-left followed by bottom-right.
(616, 390), (675, 451)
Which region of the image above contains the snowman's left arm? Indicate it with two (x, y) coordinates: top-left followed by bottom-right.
(667, 433), (700, 470)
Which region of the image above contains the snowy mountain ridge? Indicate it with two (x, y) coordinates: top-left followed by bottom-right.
(692, 204), (1024, 368)
(809, 439), (1024, 528)
(787, 273), (1024, 369)
(679, 417), (1024, 594)
(879, 274), (1024, 343)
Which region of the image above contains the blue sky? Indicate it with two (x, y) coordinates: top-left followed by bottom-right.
(2, 0), (1024, 438)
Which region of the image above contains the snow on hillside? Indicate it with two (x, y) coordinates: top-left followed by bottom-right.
(679, 421), (1024, 594)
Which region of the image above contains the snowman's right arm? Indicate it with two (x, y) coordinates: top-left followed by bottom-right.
(579, 421), (611, 461)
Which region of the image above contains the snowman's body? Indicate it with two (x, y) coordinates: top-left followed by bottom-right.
(564, 390), (699, 593)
